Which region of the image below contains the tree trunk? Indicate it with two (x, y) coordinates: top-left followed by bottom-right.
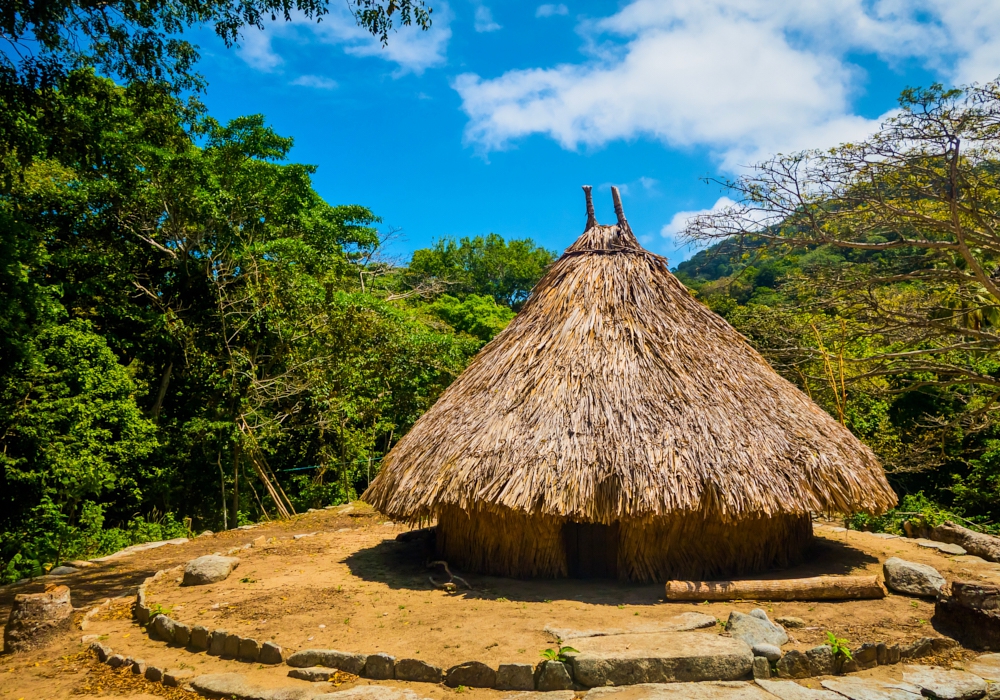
(150, 360), (173, 421)
(231, 443), (241, 529)
(665, 575), (887, 601)
(923, 521), (1000, 563)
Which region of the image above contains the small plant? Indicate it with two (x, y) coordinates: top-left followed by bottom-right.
(910, 600), (919, 609)
(540, 645), (579, 663)
(239, 576), (256, 584)
(496, 597), (509, 602)
(825, 631), (853, 661)
(618, 604), (625, 609)
(455, 685), (467, 693)
(147, 603), (172, 620)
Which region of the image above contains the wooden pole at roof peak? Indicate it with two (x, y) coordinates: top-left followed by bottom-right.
(611, 186), (628, 229)
(582, 185), (597, 230)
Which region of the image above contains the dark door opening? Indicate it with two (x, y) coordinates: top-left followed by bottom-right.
(563, 521), (619, 578)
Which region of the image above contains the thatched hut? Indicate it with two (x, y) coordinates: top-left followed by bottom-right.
(363, 187), (896, 582)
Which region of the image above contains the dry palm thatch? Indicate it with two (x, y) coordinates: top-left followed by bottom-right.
(364, 186), (897, 581)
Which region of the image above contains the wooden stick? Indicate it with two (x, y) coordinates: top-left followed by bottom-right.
(583, 185), (597, 230)
(666, 575), (887, 601)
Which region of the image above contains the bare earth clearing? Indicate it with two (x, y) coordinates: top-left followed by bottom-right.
(2, 504), (999, 699)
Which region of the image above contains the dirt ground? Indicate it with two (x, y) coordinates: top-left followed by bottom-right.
(2, 506), (998, 700)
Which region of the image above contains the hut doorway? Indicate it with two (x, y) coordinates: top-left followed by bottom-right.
(563, 521), (619, 578)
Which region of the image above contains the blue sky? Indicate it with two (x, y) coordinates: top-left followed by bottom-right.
(191, 0), (1000, 265)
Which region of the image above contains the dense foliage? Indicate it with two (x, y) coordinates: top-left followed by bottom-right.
(0, 71), (552, 582)
(677, 83), (1000, 532)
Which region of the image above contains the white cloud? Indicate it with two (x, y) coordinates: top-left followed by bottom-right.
(453, 0), (1000, 169)
(237, 3), (452, 77)
(474, 6), (502, 32)
(291, 75), (338, 89)
(661, 197), (737, 242)
(238, 30), (283, 72)
(536, 4), (569, 18)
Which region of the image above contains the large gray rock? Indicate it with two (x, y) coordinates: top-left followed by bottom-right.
(314, 688), (433, 700)
(446, 661), (496, 688)
(288, 667), (340, 681)
(496, 663), (534, 691)
(902, 665), (988, 700)
(883, 557), (946, 597)
(363, 653), (395, 680)
(189, 625), (209, 650)
(174, 622), (191, 647)
(821, 677), (923, 700)
(569, 631), (753, 687)
(586, 681), (776, 699)
(726, 609), (788, 648)
(3, 585), (74, 653)
(545, 612), (718, 641)
(191, 673), (315, 699)
(970, 654), (1000, 681)
(752, 657), (770, 680)
(208, 628), (228, 656)
(223, 632), (241, 658)
(756, 679), (845, 699)
(182, 555), (240, 586)
(394, 658), (443, 683)
(48, 566), (79, 576)
(287, 649), (367, 674)
(535, 660), (573, 691)
(239, 637), (260, 661)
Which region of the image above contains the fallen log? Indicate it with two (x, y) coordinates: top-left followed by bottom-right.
(665, 575), (887, 601)
(923, 521), (1000, 563)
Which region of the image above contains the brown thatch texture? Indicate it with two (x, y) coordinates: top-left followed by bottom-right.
(363, 187), (896, 526)
(435, 505), (812, 582)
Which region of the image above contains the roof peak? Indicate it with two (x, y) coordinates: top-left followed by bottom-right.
(571, 185), (641, 254)
(581, 184), (629, 232)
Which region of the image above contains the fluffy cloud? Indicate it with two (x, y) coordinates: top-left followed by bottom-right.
(536, 4), (569, 18)
(291, 75), (338, 89)
(453, 0), (1000, 169)
(237, 3), (452, 76)
(474, 6), (502, 33)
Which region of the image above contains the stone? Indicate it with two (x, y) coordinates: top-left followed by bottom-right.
(876, 644), (888, 666)
(208, 628), (228, 656)
(902, 665), (987, 700)
(190, 625), (209, 650)
(145, 666), (163, 682)
(135, 604), (150, 625)
(775, 617), (806, 629)
(988, 683), (1000, 700)
(164, 669), (195, 687)
(190, 672), (315, 699)
(107, 654), (126, 668)
(91, 641), (112, 662)
(887, 645), (901, 665)
(496, 663), (535, 691)
(314, 688), (433, 700)
(853, 644), (878, 670)
(821, 678), (923, 700)
(394, 658), (444, 683)
(287, 649), (367, 675)
(48, 566), (79, 576)
(182, 555), (240, 586)
(935, 581), (1000, 650)
(756, 679), (845, 699)
(253, 536), (267, 547)
(545, 612), (718, 641)
(752, 657), (771, 680)
(969, 653), (1000, 681)
(502, 693), (575, 700)
(289, 667), (340, 681)
(173, 622), (191, 647)
(151, 614), (176, 643)
(726, 609), (789, 648)
(446, 661), (497, 688)
(918, 541), (967, 555)
(871, 533), (899, 539)
(131, 658), (146, 674)
(933, 638), (960, 654)
(3, 585), (74, 653)
(883, 557), (946, 597)
(260, 641), (284, 664)
(239, 637), (261, 661)
(901, 638), (933, 659)
(585, 681), (776, 699)
(534, 660), (573, 691)
(569, 631), (753, 687)
(198, 530), (214, 537)
(293, 532), (318, 540)
(363, 653), (396, 680)
(752, 644), (782, 662)
(223, 632), (241, 658)
(776, 645), (835, 679)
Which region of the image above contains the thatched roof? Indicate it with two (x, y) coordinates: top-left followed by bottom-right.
(364, 187), (897, 524)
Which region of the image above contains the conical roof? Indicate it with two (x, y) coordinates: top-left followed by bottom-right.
(364, 187), (897, 523)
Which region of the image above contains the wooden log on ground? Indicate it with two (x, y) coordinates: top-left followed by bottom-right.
(925, 521), (1000, 563)
(665, 575), (887, 601)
